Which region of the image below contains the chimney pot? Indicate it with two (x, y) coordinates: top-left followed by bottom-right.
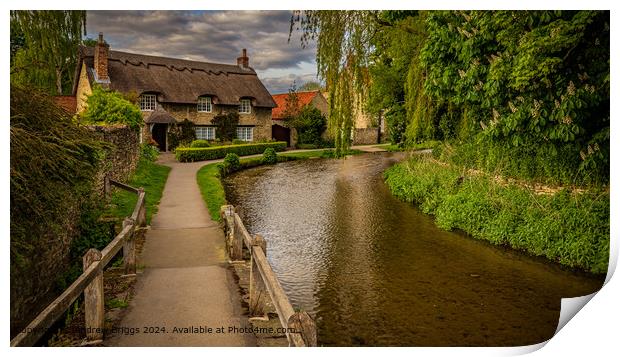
(94, 32), (109, 81)
(237, 48), (249, 69)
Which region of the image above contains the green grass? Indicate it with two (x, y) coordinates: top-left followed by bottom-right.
(107, 158), (171, 224)
(381, 140), (441, 152)
(196, 148), (365, 221)
(197, 163), (226, 222)
(384, 154), (609, 274)
(105, 298), (129, 309)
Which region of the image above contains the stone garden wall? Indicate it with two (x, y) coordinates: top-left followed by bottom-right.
(10, 125), (140, 338)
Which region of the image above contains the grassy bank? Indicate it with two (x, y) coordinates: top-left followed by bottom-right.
(384, 154), (609, 274)
(107, 158), (171, 224)
(381, 140), (441, 152)
(197, 149), (363, 221)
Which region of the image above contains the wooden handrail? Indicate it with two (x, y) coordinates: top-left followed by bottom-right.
(109, 178), (140, 194)
(221, 205), (317, 347)
(11, 180), (146, 347)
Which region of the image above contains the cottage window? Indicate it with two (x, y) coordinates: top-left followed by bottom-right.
(197, 97), (212, 112)
(238, 99), (252, 114)
(140, 94), (157, 111)
(195, 126), (215, 140)
(236, 127), (253, 142)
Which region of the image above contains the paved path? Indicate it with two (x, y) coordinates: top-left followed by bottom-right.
(106, 154), (255, 347)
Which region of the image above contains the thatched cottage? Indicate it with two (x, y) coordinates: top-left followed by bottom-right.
(73, 33), (276, 151)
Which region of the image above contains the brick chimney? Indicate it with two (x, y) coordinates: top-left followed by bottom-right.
(94, 32), (109, 81)
(237, 48), (249, 69)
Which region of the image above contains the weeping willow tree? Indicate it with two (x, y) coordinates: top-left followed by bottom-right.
(290, 11), (376, 156)
(10, 10), (86, 95)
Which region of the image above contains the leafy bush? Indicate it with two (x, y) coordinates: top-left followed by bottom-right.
(175, 141), (287, 162)
(168, 119), (196, 150)
(190, 139), (211, 148)
(232, 139), (245, 145)
(218, 153), (241, 176)
(384, 154), (610, 273)
(289, 106), (327, 146)
(262, 147), (277, 164)
(140, 143), (159, 162)
(224, 153), (240, 169)
(81, 86), (143, 130)
(212, 112), (240, 142)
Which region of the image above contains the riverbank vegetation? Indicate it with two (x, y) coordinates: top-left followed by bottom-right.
(197, 148), (363, 221)
(384, 153), (609, 274)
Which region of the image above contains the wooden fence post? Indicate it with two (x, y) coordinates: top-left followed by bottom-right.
(122, 218), (136, 276)
(104, 174), (111, 197)
(250, 234), (268, 317)
(221, 205), (243, 260)
(83, 249), (104, 344)
(138, 188), (147, 227)
(287, 311), (318, 347)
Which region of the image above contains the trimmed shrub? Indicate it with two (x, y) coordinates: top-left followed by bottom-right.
(190, 139), (211, 148)
(262, 147), (277, 164)
(175, 141), (287, 162)
(140, 143), (159, 162)
(232, 139), (245, 145)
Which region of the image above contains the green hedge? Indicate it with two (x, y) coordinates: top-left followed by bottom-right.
(176, 141), (287, 162)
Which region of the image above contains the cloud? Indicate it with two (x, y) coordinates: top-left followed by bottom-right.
(86, 10), (316, 72)
(261, 73), (322, 94)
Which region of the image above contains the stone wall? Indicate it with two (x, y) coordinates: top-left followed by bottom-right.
(90, 125), (140, 195)
(10, 124), (140, 338)
(141, 103), (272, 147)
(352, 127), (381, 145)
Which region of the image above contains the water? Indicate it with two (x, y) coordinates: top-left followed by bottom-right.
(223, 152), (604, 346)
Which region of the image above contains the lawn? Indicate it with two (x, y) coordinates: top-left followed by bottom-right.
(107, 158), (171, 224)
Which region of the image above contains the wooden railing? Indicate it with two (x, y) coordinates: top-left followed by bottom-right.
(10, 178), (146, 347)
(220, 205), (317, 347)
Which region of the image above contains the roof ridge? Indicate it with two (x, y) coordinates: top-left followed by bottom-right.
(81, 45), (254, 74)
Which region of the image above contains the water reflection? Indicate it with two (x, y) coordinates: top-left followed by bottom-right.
(223, 153), (604, 346)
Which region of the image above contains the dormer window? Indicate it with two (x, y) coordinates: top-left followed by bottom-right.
(197, 96), (212, 113)
(140, 94), (157, 111)
(239, 99), (251, 114)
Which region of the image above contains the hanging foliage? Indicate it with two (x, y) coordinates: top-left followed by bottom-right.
(290, 10), (375, 156)
(10, 10), (86, 95)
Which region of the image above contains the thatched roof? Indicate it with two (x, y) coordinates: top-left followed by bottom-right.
(74, 46), (276, 108)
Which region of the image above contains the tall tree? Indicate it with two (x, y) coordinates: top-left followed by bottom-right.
(282, 81), (301, 120)
(290, 10), (377, 156)
(10, 10), (86, 95)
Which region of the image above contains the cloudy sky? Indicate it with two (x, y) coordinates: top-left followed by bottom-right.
(86, 10), (319, 94)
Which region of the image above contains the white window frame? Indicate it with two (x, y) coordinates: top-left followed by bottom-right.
(140, 94), (157, 111)
(197, 96), (212, 113)
(195, 126), (215, 140)
(236, 126), (254, 142)
(238, 99), (252, 114)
